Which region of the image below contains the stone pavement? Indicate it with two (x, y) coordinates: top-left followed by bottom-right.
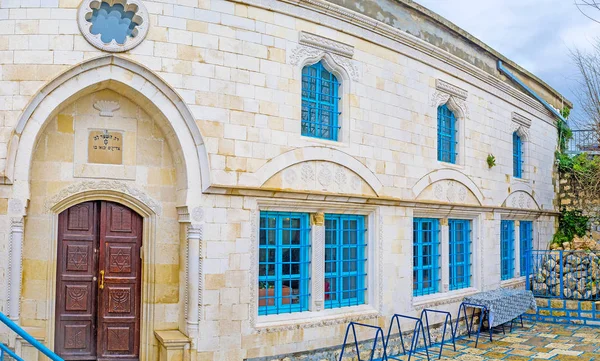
(390, 321), (600, 360)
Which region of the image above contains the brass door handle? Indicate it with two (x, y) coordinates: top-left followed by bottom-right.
(99, 270), (105, 290)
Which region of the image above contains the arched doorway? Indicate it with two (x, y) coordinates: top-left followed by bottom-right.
(55, 201), (143, 361)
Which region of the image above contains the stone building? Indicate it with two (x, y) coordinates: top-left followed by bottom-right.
(0, 0), (569, 360)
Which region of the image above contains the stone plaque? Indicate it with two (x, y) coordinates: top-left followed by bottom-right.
(88, 130), (123, 165)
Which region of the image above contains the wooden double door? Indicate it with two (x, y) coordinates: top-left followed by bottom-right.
(55, 201), (142, 361)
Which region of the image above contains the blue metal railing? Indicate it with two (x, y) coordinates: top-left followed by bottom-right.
(0, 312), (63, 361)
(566, 129), (600, 155)
(526, 249), (600, 300)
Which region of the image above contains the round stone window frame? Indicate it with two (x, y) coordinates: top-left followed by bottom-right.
(77, 0), (149, 53)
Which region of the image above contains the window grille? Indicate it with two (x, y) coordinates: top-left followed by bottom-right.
(437, 104), (457, 163)
(513, 132), (523, 178)
(324, 214), (367, 309)
(449, 219), (471, 290)
(301, 62), (340, 141)
(501, 220), (515, 280)
(520, 221), (533, 276)
(258, 212), (311, 315)
(413, 218), (440, 296)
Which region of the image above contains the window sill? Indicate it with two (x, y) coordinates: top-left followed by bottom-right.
(412, 287), (479, 309)
(436, 160), (464, 170)
(254, 304), (378, 331)
(299, 134), (348, 148)
(500, 277), (526, 288)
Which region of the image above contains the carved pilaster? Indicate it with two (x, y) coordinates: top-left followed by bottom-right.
(8, 217), (24, 322)
(186, 224), (202, 340)
(312, 224), (325, 311)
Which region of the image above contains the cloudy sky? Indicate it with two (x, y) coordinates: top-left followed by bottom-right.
(415, 0), (600, 124)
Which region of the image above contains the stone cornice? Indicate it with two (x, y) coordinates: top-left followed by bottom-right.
(232, 0), (558, 127)
(436, 79), (467, 100)
(205, 184), (558, 216)
(299, 31), (354, 58)
(512, 112), (532, 128)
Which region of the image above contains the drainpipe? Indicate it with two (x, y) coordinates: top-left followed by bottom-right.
(497, 60), (567, 123)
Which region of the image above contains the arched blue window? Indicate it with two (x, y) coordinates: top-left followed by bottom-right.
(437, 104), (457, 163)
(301, 62), (340, 141)
(513, 132), (523, 178)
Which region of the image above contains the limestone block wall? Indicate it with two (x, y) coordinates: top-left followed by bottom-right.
(0, 0), (563, 360)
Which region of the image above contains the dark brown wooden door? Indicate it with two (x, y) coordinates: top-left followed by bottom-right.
(56, 201), (142, 361)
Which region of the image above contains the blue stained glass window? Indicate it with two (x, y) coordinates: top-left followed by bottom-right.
(258, 212), (311, 315)
(88, 2), (140, 45)
(324, 214), (367, 309)
(301, 62), (340, 141)
(513, 132), (523, 178)
(437, 104), (457, 163)
(449, 219), (471, 290)
(520, 221), (533, 276)
(413, 218), (440, 296)
(501, 220), (515, 280)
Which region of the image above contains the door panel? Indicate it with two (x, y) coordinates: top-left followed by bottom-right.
(97, 202), (142, 360)
(56, 202), (98, 360)
(56, 201), (142, 361)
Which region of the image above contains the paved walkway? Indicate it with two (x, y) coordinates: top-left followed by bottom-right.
(393, 321), (600, 360)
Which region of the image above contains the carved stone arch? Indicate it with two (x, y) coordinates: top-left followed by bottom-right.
(5, 55), (209, 208)
(412, 168), (484, 205)
(502, 190), (540, 210)
(511, 124), (530, 142)
(250, 146), (383, 196)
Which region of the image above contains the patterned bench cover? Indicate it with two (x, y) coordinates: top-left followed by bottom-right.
(463, 288), (537, 327)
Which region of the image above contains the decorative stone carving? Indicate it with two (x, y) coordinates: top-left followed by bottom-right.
(318, 163), (333, 187)
(45, 180), (162, 215)
(263, 161), (376, 196)
(430, 89), (469, 119)
(191, 207), (204, 222)
(77, 0), (149, 53)
(299, 31), (354, 58)
(249, 209), (258, 328)
(8, 217), (24, 321)
(417, 180), (478, 205)
(313, 225), (325, 311)
(511, 124), (530, 141)
(512, 112), (532, 128)
(311, 212), (325, 226)
(504, 191), (539, 210)
(289, 45), (360, 81)
(93, 100), (120, 117)
(8, 198), (24, 215)
(435, 79), (468, 100)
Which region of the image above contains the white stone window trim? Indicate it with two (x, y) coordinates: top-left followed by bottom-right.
(250, 199), (381, 331)
(510, 113), (531, 182)
(499, 215), (538, 283)
(410, 209), (483, 308)
(431, 80), (470, 168)
(290, 36), (358, 146)
(77, 0), (150, 53)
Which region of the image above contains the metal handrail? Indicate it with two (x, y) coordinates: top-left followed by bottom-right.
(0, 312), (63, 361)
(566, 129), (600, 155)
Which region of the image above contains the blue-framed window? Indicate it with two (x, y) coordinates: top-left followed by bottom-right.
(88, 1), (140, 45)
(449, 219), (471, 291)
(437, 104), (457, 163)
(324, 214), (367, 309)
(520, 221), (533, 277)
(513, 132), (523, 178)
(413, 218), (440, 296)
(501, 220), (515, 280)
(301, 62), (340, 141)
(258, 212), (311, 315)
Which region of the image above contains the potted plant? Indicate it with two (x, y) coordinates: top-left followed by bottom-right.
(258, 282), (291, 306)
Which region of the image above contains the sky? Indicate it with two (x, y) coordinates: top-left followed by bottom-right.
(414, 0), (600, 125)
